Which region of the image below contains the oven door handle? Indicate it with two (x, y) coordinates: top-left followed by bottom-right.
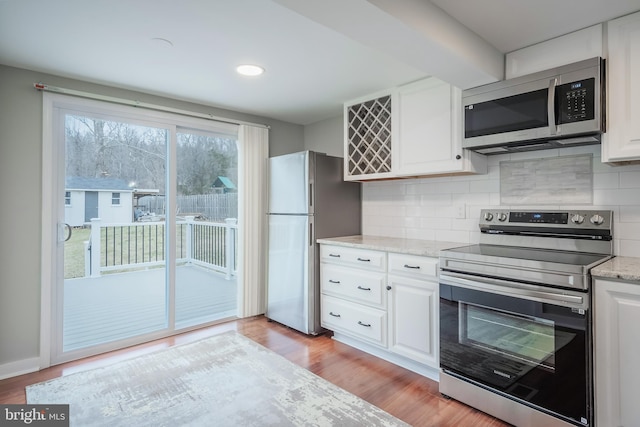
(440, 272), (587, 309)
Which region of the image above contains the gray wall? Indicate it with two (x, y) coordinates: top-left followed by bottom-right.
(303, 115), (343, 157)
(0, 64), (304, 368)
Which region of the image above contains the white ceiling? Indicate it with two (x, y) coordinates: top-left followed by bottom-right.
(430, 0), (640, 53)
(1, 0), (639, 125)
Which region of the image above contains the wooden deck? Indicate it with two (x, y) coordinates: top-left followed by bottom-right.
(63, 265), (237, 352)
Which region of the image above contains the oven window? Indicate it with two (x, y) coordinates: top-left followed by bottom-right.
(460, 302), (559, 370)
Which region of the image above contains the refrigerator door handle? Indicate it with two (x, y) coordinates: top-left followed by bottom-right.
(309, 183), (313, 208)
(309, 222), (313, 246)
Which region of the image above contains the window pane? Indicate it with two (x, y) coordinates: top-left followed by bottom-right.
(63, 113), (168, 352)
(175, 129), (238, 328)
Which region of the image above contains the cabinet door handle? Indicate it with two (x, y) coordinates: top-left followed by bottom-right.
(329, 279), (341, 284)
(358, 321), (371, 327)
(404, 264), (420, 269)
(329, 312), (341, 318)
(329, 253), (341, 258)
(357, 286), (371, 291)
(357, 257), (371, 262)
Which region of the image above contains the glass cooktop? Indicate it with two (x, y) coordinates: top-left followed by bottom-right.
(444, 244), (610, 268)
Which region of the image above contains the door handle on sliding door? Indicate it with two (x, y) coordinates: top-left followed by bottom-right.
(64, 223), (72, 241)
(58, 223), (72, 243)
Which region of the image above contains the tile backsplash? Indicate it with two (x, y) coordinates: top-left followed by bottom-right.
(500, 154), (593, 205)
(362, 145), (640, 257)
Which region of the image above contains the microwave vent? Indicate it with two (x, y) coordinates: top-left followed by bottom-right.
(472, 135), (601, 155)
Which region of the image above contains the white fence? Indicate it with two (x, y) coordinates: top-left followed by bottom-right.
(137, 193), (238, 221)
(85, 217), (237, 279)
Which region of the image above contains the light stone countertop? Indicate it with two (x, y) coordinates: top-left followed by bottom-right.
(316, 235), (468, 258)
(591, 256), (640, 282)
(318, 237), (640, 282)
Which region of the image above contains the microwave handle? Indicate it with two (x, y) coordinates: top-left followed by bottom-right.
(548, 78), (557, 135)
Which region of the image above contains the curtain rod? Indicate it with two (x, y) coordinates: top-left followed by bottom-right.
(33, 83), (269, 129)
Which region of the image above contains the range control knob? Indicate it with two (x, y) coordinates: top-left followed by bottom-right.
(484, 212), (494, 221)
(497, 213), (508, 222)
(571, 214), (585, 224)
(590, 214), (605, 225)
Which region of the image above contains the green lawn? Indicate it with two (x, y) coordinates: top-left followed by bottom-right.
(64, 227), (91, 279)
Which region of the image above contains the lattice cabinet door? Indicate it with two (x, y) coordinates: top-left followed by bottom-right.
(344, 93), (394, 180)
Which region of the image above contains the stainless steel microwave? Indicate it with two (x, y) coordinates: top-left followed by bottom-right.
(462, 57), (605, 154)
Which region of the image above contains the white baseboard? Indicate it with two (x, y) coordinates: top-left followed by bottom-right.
(0, 357), (40, 380)
(332, 333), (440, 382)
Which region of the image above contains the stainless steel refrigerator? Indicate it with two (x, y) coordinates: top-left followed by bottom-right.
(266, 151), (361, 335)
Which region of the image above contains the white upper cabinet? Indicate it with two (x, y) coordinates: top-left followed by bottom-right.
(344, 78), (486, 181)
(344, 89), (395, 181)
(394, 78), (485, 177)
(602, 11), (640, 162)
(505, 25), (603, 79)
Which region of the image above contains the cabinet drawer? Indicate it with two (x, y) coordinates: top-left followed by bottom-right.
(321, 295), (386, 346)
(321, 264), (386, 307)
(320, 245), (386, 271)
(388, 253), (438, 279)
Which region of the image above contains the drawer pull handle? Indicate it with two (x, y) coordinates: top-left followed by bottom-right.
(357, 286), (371, 291)
(329, 253), (341, 258)
(404, 264), (420, 269)
(358, 321), (371, 327)
(329, 279), (341, 284)
(329, 312), (341, 318)
(357, 257), (371, 262)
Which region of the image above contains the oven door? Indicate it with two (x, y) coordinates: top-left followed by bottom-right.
(440, 272), (591, 426)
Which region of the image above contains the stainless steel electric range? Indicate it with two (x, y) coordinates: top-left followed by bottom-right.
(439, 209), (613, 427)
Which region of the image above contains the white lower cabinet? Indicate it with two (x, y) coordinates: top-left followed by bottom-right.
(321, 264), (386, 308)
(320, 244), (439, 378)
(594, 278), (640, 427)
(388, 273), (438, 367)
(321, 295), (387, 346)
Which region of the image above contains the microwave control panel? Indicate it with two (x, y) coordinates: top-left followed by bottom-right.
(557, 78), (595, 123)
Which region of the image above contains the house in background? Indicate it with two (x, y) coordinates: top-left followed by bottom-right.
(65, 176), (134, 226)
(212, 176), (237, 194)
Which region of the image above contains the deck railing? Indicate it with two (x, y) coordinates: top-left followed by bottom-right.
(85, 217), (237, 279)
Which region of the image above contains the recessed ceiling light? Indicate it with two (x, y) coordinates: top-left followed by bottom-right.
(236, 64), (265, 76)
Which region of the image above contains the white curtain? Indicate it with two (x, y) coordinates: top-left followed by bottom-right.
(236, 125), (269, 317)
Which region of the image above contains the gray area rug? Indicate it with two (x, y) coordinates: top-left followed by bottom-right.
(27, 331), (409, 426)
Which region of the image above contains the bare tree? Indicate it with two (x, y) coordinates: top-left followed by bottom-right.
(65, 115), (238, 197)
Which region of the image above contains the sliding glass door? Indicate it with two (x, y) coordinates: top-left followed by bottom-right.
(59, 112), (170, 360)
(49, 96), (239, 364)
(175, 128), (239, 328)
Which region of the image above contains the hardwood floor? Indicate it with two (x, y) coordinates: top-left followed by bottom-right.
(0, 316), (510, 426)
